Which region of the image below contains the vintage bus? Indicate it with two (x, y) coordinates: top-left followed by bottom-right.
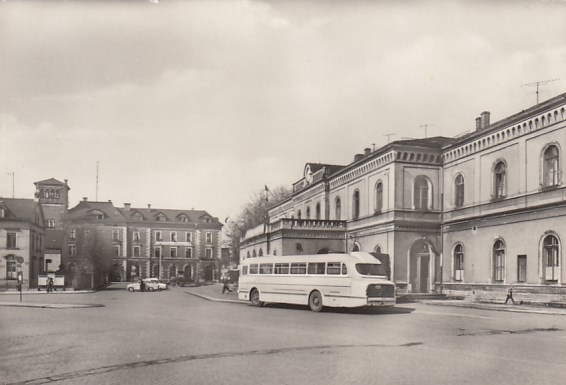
(238, 252), (395, 312)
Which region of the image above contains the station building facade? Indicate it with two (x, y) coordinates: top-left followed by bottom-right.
(240, 92), (566, 299)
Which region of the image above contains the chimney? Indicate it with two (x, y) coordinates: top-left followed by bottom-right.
(480, 111), (490, 129)
(364, 148), (371, 156)
(108, 200), (112, 203)
(124, 203), (131, 212)
(83, 197), (88, 201)
(354, 154), (364, 162)
(475, 117), (482, 131)
(147, 204), (151, 211)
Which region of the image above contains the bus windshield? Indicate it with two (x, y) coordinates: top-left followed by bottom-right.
(355, 263), (386, 276)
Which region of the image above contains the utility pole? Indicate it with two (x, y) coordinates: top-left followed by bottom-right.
(522, 78), (559, 104)
(420, 124), (433, 139)
(384, 133), (396, 144)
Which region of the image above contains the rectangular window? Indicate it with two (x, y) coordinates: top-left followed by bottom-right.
(274, 263), (290, 274)
(290, 263), (307, 275)
(517, 255), (527, 282)
(69, 229), (76, 240)
(68, 244), (76, 257)
(259, 264), (273, 274)
(242, 266), (248, 275)
(6, 259), (17, 279)
(249, 264), (259, 274)
(155, 231), (162, 241)
(186, 232), (192, 242)
(113, 245), (120, 257)
(308, 262), (326, 275)
(205, 248), (213, 258)
(171, 232), (177, 242)
(185, 247), (192, 258)
(133, 246), (141, 257)
(170, 247), (178, 258)
(206, 232), (212, 243)
(133, 231), (140, 242)
(155, 247), (161, 258)
(7, 232), (17, 248)
(112, 229), (119, 241)
(326, 262), (341, 275)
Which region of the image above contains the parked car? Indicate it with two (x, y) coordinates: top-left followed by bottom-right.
(127, 278), (168, 292)
(166, 277), (192, 287)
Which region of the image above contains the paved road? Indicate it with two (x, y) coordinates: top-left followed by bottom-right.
(1, 285), (565, 385)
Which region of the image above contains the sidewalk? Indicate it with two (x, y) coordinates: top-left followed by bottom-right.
(186, 283), (566, 315)
(0, 302), (104, 309)
(185, 283), (247, 304)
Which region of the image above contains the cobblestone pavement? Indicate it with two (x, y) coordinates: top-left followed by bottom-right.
(2, 284), (566, 385)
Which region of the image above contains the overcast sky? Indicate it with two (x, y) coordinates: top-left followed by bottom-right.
(1, 0), (565, 221)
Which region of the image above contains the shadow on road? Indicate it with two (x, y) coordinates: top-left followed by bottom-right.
(260, 303), (416, 315)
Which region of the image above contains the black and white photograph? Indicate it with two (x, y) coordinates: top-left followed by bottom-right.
(1, 1), (566, 384)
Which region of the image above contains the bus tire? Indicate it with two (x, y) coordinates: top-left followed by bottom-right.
(250, 289), (263, 307)
(309, 291), (323, 312)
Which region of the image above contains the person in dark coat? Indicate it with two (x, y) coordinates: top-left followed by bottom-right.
(505, 285), (515, 304)
(139, 279), (145, 293)
(47, 277), (54, 293)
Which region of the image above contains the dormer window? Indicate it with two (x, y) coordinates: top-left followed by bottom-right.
(178, 214), (189, 222)
(155, 213), (167, 222)
(132, 212), (144, 221)
(87, 210), (105, 220)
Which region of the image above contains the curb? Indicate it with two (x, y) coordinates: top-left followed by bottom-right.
(185, 290), (247, 305)
(424, 300), (566, 316)
(0, 302), (105, 309)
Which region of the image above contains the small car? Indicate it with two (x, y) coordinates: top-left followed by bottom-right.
(127, 278), (168, 292)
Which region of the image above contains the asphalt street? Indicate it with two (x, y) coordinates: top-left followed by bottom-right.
(1, 284), (565, 385)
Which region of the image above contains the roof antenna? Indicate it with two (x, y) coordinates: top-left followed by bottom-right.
(420, 124), (433, 138)
(384, 133), (396, 144)
(521, 78), (559, 104)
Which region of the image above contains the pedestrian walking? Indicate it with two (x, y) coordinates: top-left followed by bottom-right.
(47, 277), (54, 293)
(139, 279), (145, 292)
(222, 281), (232, 294)
(505, 285), (515, 304)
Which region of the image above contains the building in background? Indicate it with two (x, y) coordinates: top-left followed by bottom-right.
(240, 92), (566, 300)
(0, 198), (45, 290)
(34, 178), (70, 275)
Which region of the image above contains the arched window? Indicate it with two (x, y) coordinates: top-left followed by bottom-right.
(454, 174), (464, 208)
(252, 250), (257, 258)
(493, 240), (505, 282)
(246, 251), (250, 259)
(374, 182), (383, 213)
(352, 190), (360, 220)
(352, 243), (360, 252)
(543, 145), (560, 187)
(335, 197), (341, 220)
(454, 244), (464, 281)
(414, 176), (430, 210)
(315, 202), (321, 220)
(258, 248), (263, 257)
(306, 206), (311, 219)
(493, 161), (507, 198)
(542, 234), (559, 282)
(297, 210), (302, 219)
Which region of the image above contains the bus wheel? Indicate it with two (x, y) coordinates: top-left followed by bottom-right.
(250, 289), (263, 307)
(309, 291), (323, 312)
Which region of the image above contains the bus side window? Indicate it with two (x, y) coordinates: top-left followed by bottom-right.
(274, 263), (289, 274)
(250, 264), (259, 274)
(327, 262), (341, 275)
(242, 266), (248, 275)
(341, 263), (348, 275)
(308, 263), (326, 275)
(260, 264), (273, 274)
(290, 263), (306, 274)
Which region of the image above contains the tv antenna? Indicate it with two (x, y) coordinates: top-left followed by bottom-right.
(420, 124), (433, 138)
(384, 133), (396, 144)
(521, 78), (559, 104)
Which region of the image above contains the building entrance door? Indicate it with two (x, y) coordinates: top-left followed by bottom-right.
(410, 240), (431, 293)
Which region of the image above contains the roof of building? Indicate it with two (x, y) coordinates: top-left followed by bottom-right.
(34, 178), (70, 189)
(67, 201), (127, 221)
(390, 136), (455, 148)
(0, 198), (41, 223)
(120, 207), (220, 224)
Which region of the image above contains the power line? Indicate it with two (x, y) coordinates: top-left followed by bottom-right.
(521, 78), (559, 104)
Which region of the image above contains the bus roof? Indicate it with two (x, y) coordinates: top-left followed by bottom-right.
(240, 252), (382, 265)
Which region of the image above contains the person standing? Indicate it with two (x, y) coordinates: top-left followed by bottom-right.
(139, 278), (145, 293)
(505, 285), (515, 304)
(47, 277), (54, 293)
